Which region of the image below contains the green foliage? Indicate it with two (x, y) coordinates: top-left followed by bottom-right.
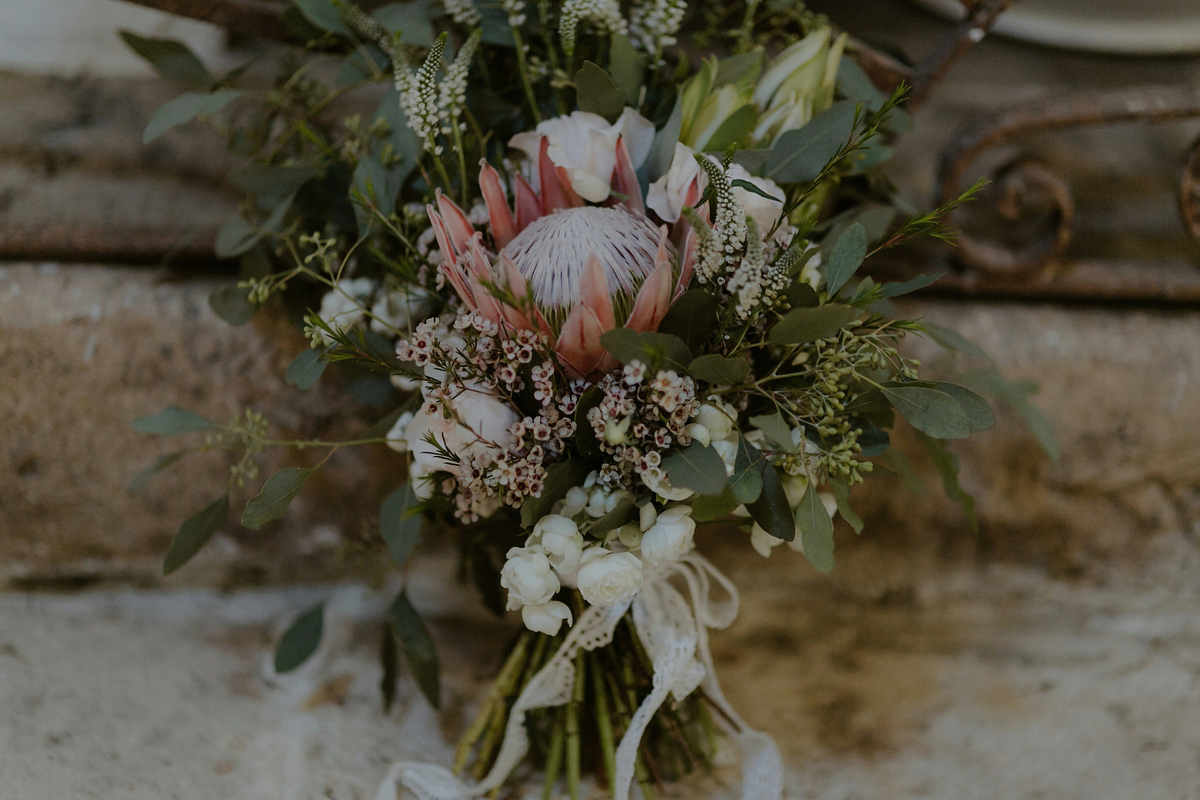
(882, 384), (971, 440)
(662, 442), (728, 496)
(127, 451), (187, 493)
(829, 478), (863, 534)
(274, 602), (325, 673)
(599, 329), (692, 374)
(687, 354), (749, 386)
(746, 462), (794, 542)
(144, 90), (242, 142)
(291, 0), (353, 35)
(386, 592), (440, 708)
(796, 483), (834, 573)
(608, 35), (646, 105)
(242, 467), (315, 529)
(658, 291), (720, 352)
(967, 370), (1060, 461)
(924, 322), (988, 358)
(823, 222), (867, 297)
(521, 459), (592, 527)
(763, 100), (857, 183)
(575, 62), (625, 122)
(935, 382), (996, 433)
(919, 434), (977, 532)
(119, 31), (212, 83)
(285, 348), (329, 389)
(163, 493), (229, 575)
(729, 436), (765, 505)
(879, 272), (944, 299)
(209, 285), (258, 326)
(380, 482), (423, 565)
(132, 406), (217, 435)
(768, 304), (857, 345)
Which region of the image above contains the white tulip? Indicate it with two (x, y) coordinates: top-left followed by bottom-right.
(577, 548), (644, 606)
(530, 515), (584, 574)
(521, 600), (573, 635)
(640, 506), (696, 565)
(500, 546), (560, 609)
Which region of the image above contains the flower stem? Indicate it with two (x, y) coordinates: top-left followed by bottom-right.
(510, 26), (542, 123)
(591, 653), (617, 790)
(454, 633), (531, 774)
(566, 649), (585, 800)
(541, 708), (566, 800)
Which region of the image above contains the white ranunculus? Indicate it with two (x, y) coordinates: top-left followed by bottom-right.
(642, 468), (694, 502)
(371, 286), (431, 335)
(405, 381), (520, 501)
(577, 547), (644, 606)
(646, 143), (704, 223)
(640, 506), (696, 565)
(521, 600), (573, 635)
(317, 277), (375, 340)
(500, 546), (560, 610)
(712, 438), (738, 477)
(556, 486), (589, 518)
(695, 401), (736, 441)
(530, 514), (584, 574)
(509, 108), (654, 203)
(616, 522), (644, 550)
(585, 486), (611, 518)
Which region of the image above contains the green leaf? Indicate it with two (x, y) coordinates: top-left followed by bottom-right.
(132, 406), (217, 435)
(589, 498), (636, 536)
(729, 436), (765, 505)
(657, 291), (719, 352)
(575, 61), (625, 122)
(477, 2), (516, 46)
(285, 348), (329, 390)
(746, 462), (794, 541)
(692, 487), (741, 521)
(924, 322), (988, 358)
(274, 602), (325, 673)
(215, 194), (293, 258)
(935, 382), (996, 433)
(230, 165), (318, 200)
(835, 55), (884, 112)
(920, 434), (977, 533)
(119, 31), (212, 83)
(128, 450), (186, 493)
(703, 104), (757, 152)
(521, 458), (592, 527)
(644, 97), (683, 183)
(143, 90), (241, 142)
(163, 493), (229, 575)
(829, 478), (863, 534)
(768, 304), (857, 345)
(781, 282), (819, 308)
(967, 370), (1059, 461)
(573, 387), (605, 459)
(599, 329), (692, 373)
(290, 0), (352, 35)
(386, 592), (440, 708)
(662, 442), (728, 496)
(879, 272), (944, 298)
(380, 624), (400, 712)
(796, 483), (835, 572)
(608, 35), (646, 105)
(208, 285), (257, 326)
(883, 448), (925, 494)
(242, 467), (315, 530)
(883, 385), (971, 440)
(688, 354), (749, 386)
(373, 0), (436, 45)
(763, 100), (857, 183)
(380, 483), (423, 565)
(823, 222), (867, 297)
(749, 411), (795, 452)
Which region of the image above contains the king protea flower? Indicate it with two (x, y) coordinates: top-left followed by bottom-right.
(427, 116), (703, 380)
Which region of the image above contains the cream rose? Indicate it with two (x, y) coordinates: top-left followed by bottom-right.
(577, 548), (644, 606)
(500, 546), (560, 609)
(646, 146), (784, 234)
(529, 515), (584, 574)
(521, 600), (573, 636)
(640, 506), (696, 565)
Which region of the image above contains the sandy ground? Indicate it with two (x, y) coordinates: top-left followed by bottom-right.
(3, 553), (1199, 800)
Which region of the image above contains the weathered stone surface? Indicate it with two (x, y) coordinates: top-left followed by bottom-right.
(0, 263), (405, 589)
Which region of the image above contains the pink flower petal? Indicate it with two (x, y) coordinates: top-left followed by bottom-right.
(436, 191), (475, 255)
(556, 304), (606, 378)
(553, 166), (585, 208)
(580, 253), (615, 331)
(427, 206), (475, 308)
(468, 267), (507, 327)
(676, 227), (697, 300)
(479, 161), (517, 249)
(612, 136), (644, 215)
(515, 174), (541, 232)
(539, 137), (575, 213)
(625, 260), (673, 333)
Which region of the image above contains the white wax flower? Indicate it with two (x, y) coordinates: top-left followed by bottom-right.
(640, 506), (696, 564)
(500, 546), (560, 609)
(404, 380), (519, 501)
(577, 547), (644, 606)
(317, 277), (375, 339)
(521, 600), (573, 636)
(530, 514), (584, 574)
(509, 108), (654, 203)
(370, 286), (432, 335)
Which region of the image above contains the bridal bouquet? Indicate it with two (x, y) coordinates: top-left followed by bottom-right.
(126, 1), (1017, 797)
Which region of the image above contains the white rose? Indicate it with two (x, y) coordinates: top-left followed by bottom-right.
(371, 286), (431, 335)
(585, 486), (610, 518)
(530, 515), (584, 574)
(555, 486), (588, 518)
(500, 546), (560, 609)
(577, 548), (644, 606)
(646, 143), (704, 223)
(640, 506), (696, 565)
(695, 401), (737, 441)
(509, 108), (655, 203)
(317, 277), (375, 340)
(521, 600), (573, 636)
(683, 423), (711, 447)
(616, 522), (643, 549)
(712, 438), (738, 477)
(642, 469), (694, 502)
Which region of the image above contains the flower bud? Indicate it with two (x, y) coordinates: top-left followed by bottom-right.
(521, 600), (573, 636)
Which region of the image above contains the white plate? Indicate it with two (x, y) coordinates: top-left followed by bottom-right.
(911, 0), (1200, 54)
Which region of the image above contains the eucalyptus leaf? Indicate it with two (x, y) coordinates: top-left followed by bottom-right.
(477, 2), (516, 46)
(835, 55), (883, 111)
(920, 434), (977, 532)
(143, 90), (241, 142)
(242, 467), (315, 530)
(883, 385), (971, 440)
(657, 291), (719, 352)
(119, 31), (212, 83)
(823, 222), (867, 297)
(729, 436), (765, 505)
(575, 61), (625, 122)
(373, 0), (436, 45)
(215, 215), (259, 258)
(208, 285), (257, 326)
(127, 450), (186, 493)
(748, 411), (794, 452)
(935, 382), (996, 433)
(781, 282), (819, 308)
(704, 104), (757, 152)
(763, 100), (857, 183)
(274, 602), (325, 673)
(230, 165), (317, 200)
(768, 304), (857, 345)
(386, 592), (440, 708)
(924, 322), (988, 358)
(380, 482), (423, 565)
(688, 354), (749, 386)
(290, 0), (352, 35)
(285, 348), (328, 390)
(599, 329), (692, 373)
(132, 406), (217, 435)
(521, 459), (592, 527)
(746, 462), (794, 541)
(830, 478), (864, 534)
(608, 35), (646, 104)
(692, 488), (741, 521)
(643, 98), (683, 183)
(796, 483), (835, 572)
(662, 442), (728, 496)
(714, 50), (763, 87)
(589, 499), (636, 536)
(966, 370), (1059, 461)
(879, 272), (944, 298)
(162, 493), (229, 575)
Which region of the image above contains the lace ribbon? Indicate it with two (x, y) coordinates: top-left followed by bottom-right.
(374, 553), (783, 800)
